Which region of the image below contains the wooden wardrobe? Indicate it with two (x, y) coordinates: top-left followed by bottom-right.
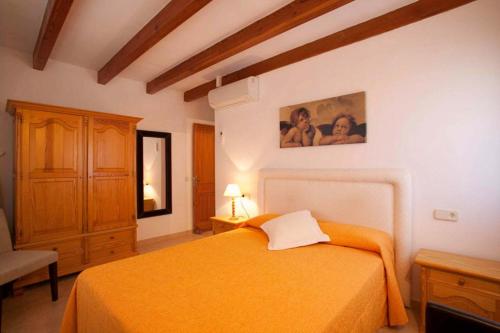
(7, 100), (141, 288)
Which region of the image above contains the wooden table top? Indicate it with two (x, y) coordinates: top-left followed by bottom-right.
(415, 248), (500, 283)
(210, 216), (248, 224)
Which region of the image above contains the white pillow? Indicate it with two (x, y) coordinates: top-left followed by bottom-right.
(260, 210), (330, 250)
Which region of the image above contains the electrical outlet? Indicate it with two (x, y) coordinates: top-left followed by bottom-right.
(433, 209), (458, 222)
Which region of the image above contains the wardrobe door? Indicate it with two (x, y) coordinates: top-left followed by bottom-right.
(88, 117), (135, 232)
(17, 110), (84, 244)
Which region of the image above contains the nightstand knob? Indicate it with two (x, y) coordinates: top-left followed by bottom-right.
(458, 278), (466, 286)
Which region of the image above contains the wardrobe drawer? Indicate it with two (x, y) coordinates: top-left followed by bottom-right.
(429, 269), (499, 294)
(88, 230), (135, 251)
(88, 244), (135, 265)
(14, 238), (85, 287)
(24, 238), (84, 270)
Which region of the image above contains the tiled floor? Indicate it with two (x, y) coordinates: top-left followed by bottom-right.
(1, 231), (210, 333)
(1, 231), (418, 333)
(2, 274), (76, 333)
(379, 306), (419, 333)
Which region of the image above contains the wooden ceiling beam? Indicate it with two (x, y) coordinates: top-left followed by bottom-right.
(184, 0), (476, 102)
(147, 0), (354, 94)
(97, 0), (212, 85)
(33, 0), (74, 70)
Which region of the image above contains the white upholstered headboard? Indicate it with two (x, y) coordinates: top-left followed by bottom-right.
(258, 168), (412, 306)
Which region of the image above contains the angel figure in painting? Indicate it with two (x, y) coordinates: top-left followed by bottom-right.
(319, 113), (365, 145)
(280, 107), (317, 148)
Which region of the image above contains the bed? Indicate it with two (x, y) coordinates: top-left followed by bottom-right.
(60, 169), (412, 333)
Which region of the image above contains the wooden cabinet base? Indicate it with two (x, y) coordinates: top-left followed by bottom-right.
(415, 249), (500, 332)
(14, 251), (137, 289)
(13, 228), (137, 289)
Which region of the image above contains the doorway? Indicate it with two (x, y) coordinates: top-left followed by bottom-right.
(192, 123), (215, 233)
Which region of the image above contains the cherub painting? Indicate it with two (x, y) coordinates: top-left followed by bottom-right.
(279, 92), (366, 148)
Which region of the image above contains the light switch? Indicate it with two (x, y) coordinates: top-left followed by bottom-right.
(433, 209), (458, 222)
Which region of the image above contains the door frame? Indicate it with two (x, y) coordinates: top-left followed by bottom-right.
(185, 119), (215, 232)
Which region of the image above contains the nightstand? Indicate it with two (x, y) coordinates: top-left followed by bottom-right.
(210, 216), (248, 235)
(415, 249), (500, 332)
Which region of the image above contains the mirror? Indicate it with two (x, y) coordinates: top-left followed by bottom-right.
(136, 130), (172, 218)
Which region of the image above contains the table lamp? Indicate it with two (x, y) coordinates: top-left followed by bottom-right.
(224, 184), (242, 220)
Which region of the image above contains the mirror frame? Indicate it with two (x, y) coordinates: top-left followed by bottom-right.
(136, 130), (172, 219)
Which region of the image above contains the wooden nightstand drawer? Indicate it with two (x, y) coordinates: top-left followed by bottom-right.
(210, 216), (247, 235)
(213, 221), (235, 234)
(429, 269), (500, 294)
(428, 280), (499, 320)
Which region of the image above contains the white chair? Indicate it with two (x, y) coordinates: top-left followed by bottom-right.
(0, 208), (58, 331)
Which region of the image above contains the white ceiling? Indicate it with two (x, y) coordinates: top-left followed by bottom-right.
(0, 0), (416, 93)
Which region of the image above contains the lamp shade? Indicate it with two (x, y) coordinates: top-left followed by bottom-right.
(223, 184), (242, 197)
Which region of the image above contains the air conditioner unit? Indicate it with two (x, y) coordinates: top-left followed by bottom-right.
(208, 76), (259, 109)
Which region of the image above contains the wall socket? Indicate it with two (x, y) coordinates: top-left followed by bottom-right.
(433, 209), (458, 222)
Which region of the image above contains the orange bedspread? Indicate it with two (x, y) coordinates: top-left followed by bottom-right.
(61, 220), (407, 333)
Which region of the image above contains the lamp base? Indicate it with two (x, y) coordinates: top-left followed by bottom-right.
(230, 197), (238, 221)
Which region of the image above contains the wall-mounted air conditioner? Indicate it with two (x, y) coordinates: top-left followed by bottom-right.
(208, 76), (259, 109)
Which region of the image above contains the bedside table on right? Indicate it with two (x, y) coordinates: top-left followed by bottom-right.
(415, 249), (500, 332)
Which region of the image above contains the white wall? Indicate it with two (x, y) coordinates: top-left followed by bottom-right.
(0, 46), (213, 240)
(213, 0), (500, 298)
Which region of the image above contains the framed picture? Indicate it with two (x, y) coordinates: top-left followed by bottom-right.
(280, 91), (366, 148)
